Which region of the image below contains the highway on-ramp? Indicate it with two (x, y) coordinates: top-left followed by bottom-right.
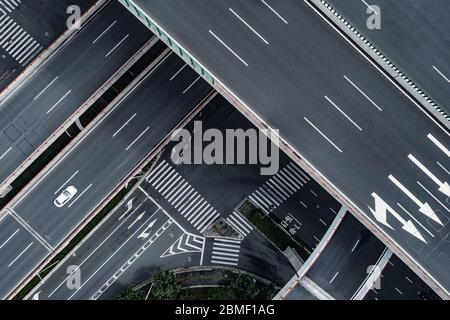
(123, 0), (450, 296)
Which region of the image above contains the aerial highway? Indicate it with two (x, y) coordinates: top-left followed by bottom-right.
(0, 0), (152, 193)
(27, 182), (294, 300)
(326, 0), (450, 118)
(305, 214), (389, 299)
(0, 52), (212, 299)
(0, 0), (96, 92)
(121, 0), (450, 297)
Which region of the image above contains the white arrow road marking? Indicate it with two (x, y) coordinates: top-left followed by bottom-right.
(388, 175), (442, 225)
(408, 154), (450, 197)
(32, 291), (41, 300)
(427, 133), (450, 158)
(368, 193), (427, 243)
(127, 211), (145, 229)
(138, 219), (157, 240)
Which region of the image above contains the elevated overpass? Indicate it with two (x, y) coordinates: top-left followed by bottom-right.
(120, 0), (450, 298)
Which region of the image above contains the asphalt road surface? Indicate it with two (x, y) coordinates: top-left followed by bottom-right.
(145, 96), (341, 254)
(0, 0), (96, 91)
(305, 214), (387, 299)
(131, 0), (450, 295)
(27, 190), (188, 300)
(326, 0), (450, 116)
(0, 51), (212, 299)
(0, 0), (153, 189)
(28, 182), (293, 300)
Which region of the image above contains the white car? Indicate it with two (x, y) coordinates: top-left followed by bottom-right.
(54, 186), (78, 208)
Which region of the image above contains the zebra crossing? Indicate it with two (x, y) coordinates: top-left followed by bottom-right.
(226, 211), (253, 237)
(161, 233), (205, 258)
(249, 162), (310, 213)
(145, 160), (221, 233)
(0, 14), (43, 66)
(211, 238), (241, 267)
(0, 0), (21, 13)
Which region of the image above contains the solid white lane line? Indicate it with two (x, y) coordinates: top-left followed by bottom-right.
(417, 181), (450, 213)
(8, 242), (33, 268)
(361, 0), (379, 14)
(427, 133), (450, 158)
(33, 76), (58, 100)
(260, 0), (288, 24)
(344, 75), (382, 111)
(325, 96), (362, 131)
(0, 229), (19, 249)
(68, 215), (158, 299)
(113, 113), (137, 137)
(48, 206), (144, 297)
(350, 239), (360, 253)
(54, 170), (79, 195)
(287, 213), (302, 226)
(183, 75), (201, 94)
(68, 184), (92, 208)
(229, 8), (269, 45)
(329, 271), (339, 284)
(437, 162), (450, 176)
(105, 33), (129, 58)
(125, 126), (150, 151)
(209, 30), (248, 67)
(214, 237), (241, 244)
(47, 90), (71, 114)
(432, 66), (450, 84)
(93, 20), (117, 44)
(169, 63), (187, 81)
(0, 146), (12, 160)
(304, 117), (343, 153)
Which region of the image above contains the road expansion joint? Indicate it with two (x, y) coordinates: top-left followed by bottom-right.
(6, 207), (54, 252)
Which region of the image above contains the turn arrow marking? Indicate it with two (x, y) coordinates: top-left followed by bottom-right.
(389, 175), (443, 225)
(369, 192), (427, 243)
(408, 154), (450, 197)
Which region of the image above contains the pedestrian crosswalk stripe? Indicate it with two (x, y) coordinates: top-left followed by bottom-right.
(145, 160), (221, 232)
(0, 14), (42, 66)
(249, 162), (310, 212)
